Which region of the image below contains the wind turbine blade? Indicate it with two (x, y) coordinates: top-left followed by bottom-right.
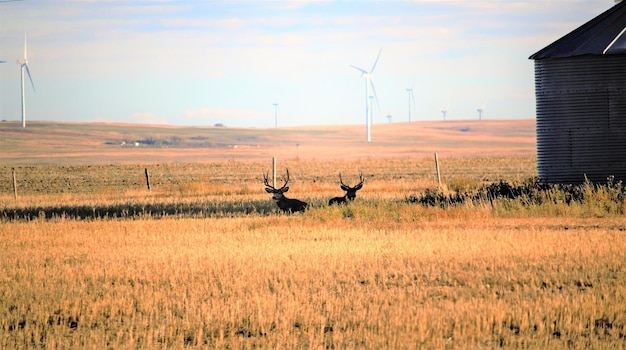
(411, 78), (416, 90)
(23, 34), (27, 60)
(369, 79), (381, 114)
(369, 47), (382, 73)
(350, 65), (367, 75)
(24, 64), (35, 92)
(411, 91), (416, 111)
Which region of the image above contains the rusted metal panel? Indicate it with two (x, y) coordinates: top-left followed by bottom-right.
(534, 55), (626, 184)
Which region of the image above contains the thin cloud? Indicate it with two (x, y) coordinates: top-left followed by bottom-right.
(0, 0), (615, 126)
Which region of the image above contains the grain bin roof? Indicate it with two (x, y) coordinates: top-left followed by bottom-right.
(530, 1), (626, 59)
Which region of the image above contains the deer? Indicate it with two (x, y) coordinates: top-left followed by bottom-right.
(329, 172), (364, 205)
(263, 168), (308, 213)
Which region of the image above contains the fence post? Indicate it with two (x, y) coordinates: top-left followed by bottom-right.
(11, 168), (17, 201)
(434, 152), (442, 188)
(272, 157), (276, 188)
(144, 168), (151, 191)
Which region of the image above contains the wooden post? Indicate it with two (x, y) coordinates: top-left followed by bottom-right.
(272, 157), (276, 188)
(434, 152), (442, 188)
(11, 168), (17, 201)
(144, 168), (151, 191)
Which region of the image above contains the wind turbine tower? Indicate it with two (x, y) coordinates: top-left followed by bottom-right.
(273, 102), (279, 128)
(17, 34), (35, 128)
(440, 103), (449, 121)
(351, 47), (382, 143)
(368, 95), (374, 125)
(406, 80), (416, 122)
(477, 102), (486, 120)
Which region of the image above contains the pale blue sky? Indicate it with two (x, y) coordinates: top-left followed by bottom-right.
(0, 1), (615, 127)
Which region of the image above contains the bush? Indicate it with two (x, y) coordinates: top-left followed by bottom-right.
(407, 177), (626, 215)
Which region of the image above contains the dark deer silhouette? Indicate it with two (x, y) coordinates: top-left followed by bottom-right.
(329, 172), (364, 205)
(264, 168), (308, 213)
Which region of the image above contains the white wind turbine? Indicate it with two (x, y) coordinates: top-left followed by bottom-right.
(273, 102), (279, 128)
(477, 102), (487, 120)
(17, 34), (35, 128)
(440, 102), (449, 121)
(351, 47), (382, 143)
(406, 80), (416, 122)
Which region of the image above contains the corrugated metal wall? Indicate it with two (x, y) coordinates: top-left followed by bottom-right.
(534, 55), (626, 184)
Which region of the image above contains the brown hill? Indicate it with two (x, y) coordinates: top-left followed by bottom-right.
(0, 119), (535, 165)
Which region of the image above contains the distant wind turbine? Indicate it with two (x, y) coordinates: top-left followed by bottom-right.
(17, 34), (35, 128)
(406, 80), (416, 122)
(351, 47), (382, 143)
(477, 102), (487, 120)
(440, 102), (449, 121)
(273, 102), (279, 128)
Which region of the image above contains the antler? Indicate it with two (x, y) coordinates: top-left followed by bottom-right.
(263, 172), (274, 189)
(339, 172), (364, 187)
(265, 168), (290, 190)
(339, 173), (347, 187)
(281, 168), (290, 190)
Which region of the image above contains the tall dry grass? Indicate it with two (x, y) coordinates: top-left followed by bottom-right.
(1, 207), (625, 348)
(3, 157), (626, 348)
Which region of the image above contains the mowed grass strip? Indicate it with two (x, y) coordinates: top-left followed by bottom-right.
(1, 214), (625, 348)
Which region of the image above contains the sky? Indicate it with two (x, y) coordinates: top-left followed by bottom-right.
(0, 0), (617, 128)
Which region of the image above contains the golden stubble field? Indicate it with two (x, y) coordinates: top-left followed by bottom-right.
(2, 119), (626, 348)
(3, 211), (626, 349)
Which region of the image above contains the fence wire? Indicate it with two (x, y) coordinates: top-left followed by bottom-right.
(1, 156), (537, 197)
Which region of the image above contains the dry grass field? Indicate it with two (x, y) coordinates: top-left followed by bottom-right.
(0, 119), (534, 164)
(2, 214), (626, 349)
(2, 119), (626, 348)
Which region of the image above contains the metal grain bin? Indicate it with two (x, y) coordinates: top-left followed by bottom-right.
(529, 1), (626, 184)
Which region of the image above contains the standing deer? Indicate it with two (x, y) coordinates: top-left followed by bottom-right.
(329, 172), (364, 205)
(263, 168), (308, 213)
